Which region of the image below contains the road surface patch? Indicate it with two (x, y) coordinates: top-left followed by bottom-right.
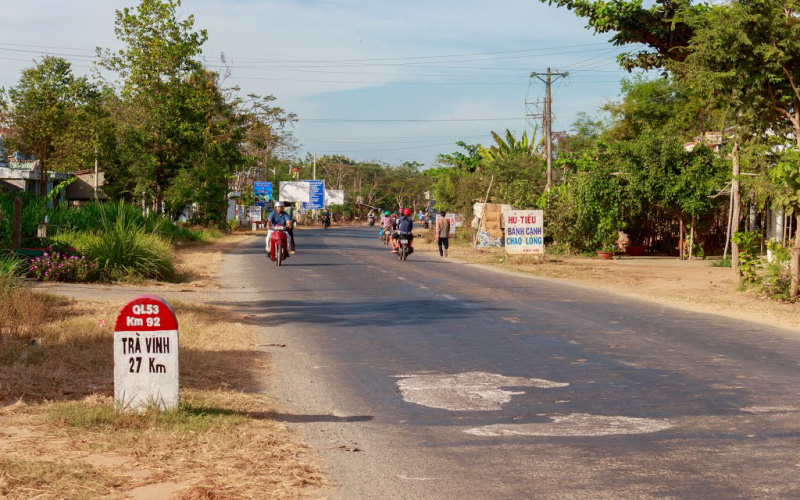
(396, 371), (569, 411)
(741, 406), (800, 413)
(464, 413), (672, 437)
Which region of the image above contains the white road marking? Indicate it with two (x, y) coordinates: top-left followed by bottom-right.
(741, 406), (800, 413)
(398, 475), (437, 481)
(465, 413), (672, 437)
(440, 294), (456, 300)
(397, 277), (406, 281)
(419, 285), (429, 290)
(396, 372), (569, 411)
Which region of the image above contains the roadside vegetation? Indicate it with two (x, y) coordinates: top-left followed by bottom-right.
(422, 0), (800, 303)
(0, 196), (222, 283)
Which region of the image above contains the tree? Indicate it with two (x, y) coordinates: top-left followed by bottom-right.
(675, 0), (800, 294)
(1, 56), (100, 196)
(98, 0), (208, 212)
(538, 0), (706, 70)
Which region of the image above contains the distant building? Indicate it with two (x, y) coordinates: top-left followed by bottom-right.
(66, 169), (108, 203)
(683, 131), (726, 152)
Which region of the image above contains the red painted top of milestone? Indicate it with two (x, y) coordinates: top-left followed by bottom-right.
(114, 295), (178, 332)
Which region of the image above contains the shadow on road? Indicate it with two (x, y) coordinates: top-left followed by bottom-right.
(225, 297), (504, 328)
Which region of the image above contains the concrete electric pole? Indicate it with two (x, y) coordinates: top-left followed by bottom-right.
(529, 68), (568, 190)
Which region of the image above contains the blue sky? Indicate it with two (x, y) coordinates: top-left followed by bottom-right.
(0, 0), (639, 166)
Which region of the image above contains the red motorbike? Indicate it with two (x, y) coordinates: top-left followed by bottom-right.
(269, 225), (290, 266)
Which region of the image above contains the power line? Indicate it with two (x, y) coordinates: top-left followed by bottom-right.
(299, 117), (526, 123)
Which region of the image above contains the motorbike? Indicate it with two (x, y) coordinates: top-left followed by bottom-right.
(322, 215), (331, 229)
(368, 215), (376, 226)
(269, 225), (290, 266)
(397, 232), (413, 261)
(380, 228), (391, 245)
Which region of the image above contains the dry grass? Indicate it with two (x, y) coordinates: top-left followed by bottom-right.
(0, 289), (324, 499)
(0, 457), (123, 499)
(172, 233), (253, 289)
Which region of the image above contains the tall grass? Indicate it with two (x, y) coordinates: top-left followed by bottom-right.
(0, 251), (22, 281)
(61, 207), (175, 281)
(48, 201), (207, 243)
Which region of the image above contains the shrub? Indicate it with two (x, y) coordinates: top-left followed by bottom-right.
(762, 239), (792, 300)
(0, 251), (22, 281)
(711, 256), (731, 268)
(66, 229), (174, 281)
(732, 231), (760, 284)
(26, 246), (100, 283)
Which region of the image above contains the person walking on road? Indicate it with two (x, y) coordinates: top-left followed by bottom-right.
(436, 211), (450, 258)
(285, 203), (296, 254)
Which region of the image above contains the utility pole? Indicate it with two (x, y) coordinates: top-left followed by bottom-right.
(530, 67), (568, 190)
(93, 143), (99, 201)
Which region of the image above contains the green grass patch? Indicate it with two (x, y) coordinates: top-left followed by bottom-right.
(46, 398), (247, 434)
(711, 256), (732, 268)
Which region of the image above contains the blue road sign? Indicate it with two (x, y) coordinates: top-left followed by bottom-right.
(254, 181), (272, 207)
(303, 180), (325, 210)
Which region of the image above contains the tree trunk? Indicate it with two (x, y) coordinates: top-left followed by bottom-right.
(688, 215), (695, 260)
(678, 212), (685, 260)
(731, 142), (741, 278)
(792, 214), (800, 298)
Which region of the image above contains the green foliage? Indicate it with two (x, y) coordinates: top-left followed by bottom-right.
(763, 239), (792, 300)
(676, 0), (800, 295)
(542, 159), (625, 252)
(60, 214), (175, 282)
(732, 231), (760, 285)
(327, 203), (354, 220)
(0, 252), (22, 280)
(1, 56), (102, 178)
(711, 256), (731, 268)
(538, 0), (705, 70)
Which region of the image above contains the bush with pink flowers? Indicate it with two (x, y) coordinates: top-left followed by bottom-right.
(27, 246), (101, 283)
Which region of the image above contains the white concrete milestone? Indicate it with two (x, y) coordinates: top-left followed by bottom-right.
(114, 295), (180, 412)
(465, 413), (672, 437)
(396, 371), (569, 411)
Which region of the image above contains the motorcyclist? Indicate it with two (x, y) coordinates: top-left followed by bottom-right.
(321, 208), (332, 228)
(393, 208), (414, 253)
(380, 210), (392, 239)
(266, 201), (293, 253)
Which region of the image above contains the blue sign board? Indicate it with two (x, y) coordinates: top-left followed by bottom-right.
(303, 180), (325, 210)
(254, 181), (272, 207)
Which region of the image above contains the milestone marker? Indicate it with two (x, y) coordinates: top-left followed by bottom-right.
(114, 295), (179, 411)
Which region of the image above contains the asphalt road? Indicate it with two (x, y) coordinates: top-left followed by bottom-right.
(220, 226), (800, 499)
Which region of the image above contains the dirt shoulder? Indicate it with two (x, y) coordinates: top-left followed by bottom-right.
(416, 234), (800, 334)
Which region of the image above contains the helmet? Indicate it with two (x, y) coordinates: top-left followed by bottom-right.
(274, 201), (284, 207)
(384, 211), (390, 216)
(403, 208), (412, 216)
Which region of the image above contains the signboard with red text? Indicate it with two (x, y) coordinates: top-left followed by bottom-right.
(503, 210), (544, 255)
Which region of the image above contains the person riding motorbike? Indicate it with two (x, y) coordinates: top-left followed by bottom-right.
(321, 209), (331, 228)
(380, 210), (392, 239)
(266, 201), (293, 254)
(392, 208), (414, 254)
